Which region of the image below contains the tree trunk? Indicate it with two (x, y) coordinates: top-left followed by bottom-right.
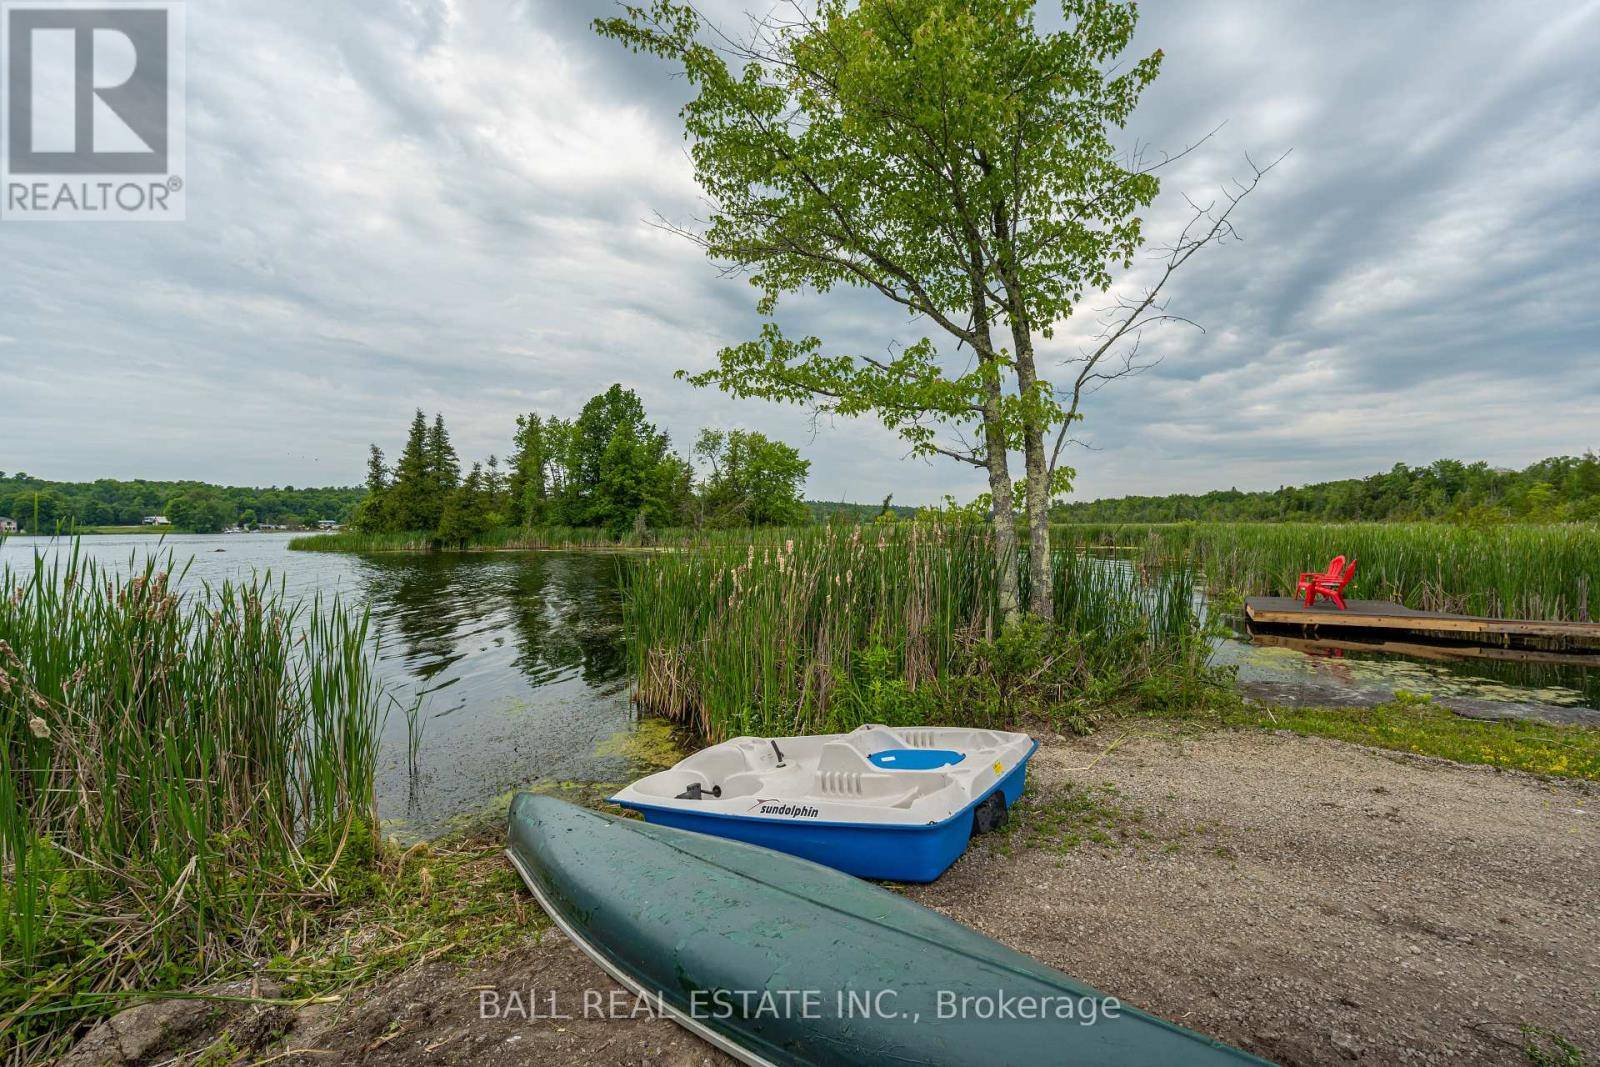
(987, 192), (1053, 620)
(1013, 336), (1054, 620)
(967, 263), (1020, 626)
(981, 367), (1021, 627)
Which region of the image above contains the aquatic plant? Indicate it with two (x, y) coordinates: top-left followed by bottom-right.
(622, 525), (1213, 739)
(0, 545), (384, 1062)
(1053, 521), (1600, 622)
(1204, 691), (1600, 781)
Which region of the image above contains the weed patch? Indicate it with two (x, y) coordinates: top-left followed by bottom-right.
(1217, 692), (1600, 781)
(991, 782), (1144, 856)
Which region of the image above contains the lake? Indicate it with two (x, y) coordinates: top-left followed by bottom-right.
(0, 532), (684, 839)
(3, 532), (1594, 838)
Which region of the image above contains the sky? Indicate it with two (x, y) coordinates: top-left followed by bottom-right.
(2, 0), (1597, 505)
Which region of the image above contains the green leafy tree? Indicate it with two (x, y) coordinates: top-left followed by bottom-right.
(508, 414), (551, 525)
(166, 490), (234, 533)
(436, 463), (495, 547)
(598, 0), (1272, 619)
(8, 489), (69, 532)
(592, 425), (692, 535)
(557, 386), (668, 528)
(694, 429), (811, 527)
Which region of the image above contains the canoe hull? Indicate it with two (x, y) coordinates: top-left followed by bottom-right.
(507, 793), (1273, 1067)
(619, 748), (1030, 882)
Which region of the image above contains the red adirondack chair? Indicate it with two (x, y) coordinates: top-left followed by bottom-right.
(1296, 556), (1357, 610)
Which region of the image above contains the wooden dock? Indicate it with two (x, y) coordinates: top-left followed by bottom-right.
(1246, 631), (1600, 668)
(1243, 596), (1600, 645)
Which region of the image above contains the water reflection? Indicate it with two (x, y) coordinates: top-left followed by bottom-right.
(354, 551), (651, 836)
(0, 535), (669, 839)
(358, 552), (629, 695)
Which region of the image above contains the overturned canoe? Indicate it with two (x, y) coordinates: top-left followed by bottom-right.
(610, 724), (1037, 882)
(506, 794), (1272, 1067)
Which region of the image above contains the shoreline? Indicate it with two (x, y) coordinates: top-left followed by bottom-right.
(63, 725), (1597, 1067)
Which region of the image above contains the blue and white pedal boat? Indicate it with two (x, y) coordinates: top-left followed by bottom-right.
(610, 724), (1037, 882)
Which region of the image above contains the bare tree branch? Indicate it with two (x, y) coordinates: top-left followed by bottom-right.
(1046, 150), (1288, 480)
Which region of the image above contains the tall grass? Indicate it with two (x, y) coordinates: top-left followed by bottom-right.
(623, 525), (1208, 739)
(0, 545), (384, 1062)
(1054, 521), (1600, 621)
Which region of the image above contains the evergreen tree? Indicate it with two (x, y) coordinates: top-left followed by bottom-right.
(426, 414), (461, 527)
(365, 444), (389, 493)
(484, 454), (506, 520)
(388, 410), (433, 531)
(353, 444), (391, 532)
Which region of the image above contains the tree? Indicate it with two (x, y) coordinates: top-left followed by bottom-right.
(436, 464), (495, 547)
(353, 444), (392, 532)
(167, 489), (234, 533)
(592, 422), (692, 535)
(8, 490), (68, 532)
(484, 454), (507, 522)
(695, 429), (811, 527)
(426, 414), (461, 515)
(388, 410), (434, 531)
(598, 0), (1272, 620)
(508, 414), (551, 525)
(556, 385), (675, 528)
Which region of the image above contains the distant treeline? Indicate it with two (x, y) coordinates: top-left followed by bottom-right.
(0, 473), (362, 533)
(355, 384), (811, 544)
(1055, 454), (1600, 524)
(807, 498), (918, 523)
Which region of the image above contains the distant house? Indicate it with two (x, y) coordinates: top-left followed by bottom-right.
(0, 517), (17, 533)
(141, 516), (170, 526)
(315, 519), (340, 531)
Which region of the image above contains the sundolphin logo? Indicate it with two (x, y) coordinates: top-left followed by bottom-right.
(753, 799), (819, 819)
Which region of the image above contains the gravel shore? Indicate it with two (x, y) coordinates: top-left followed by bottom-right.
(909, 726), (1598, 1065)
(72, 727), (1596, 1066)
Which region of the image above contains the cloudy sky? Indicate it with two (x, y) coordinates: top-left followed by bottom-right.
(3, 0), (1597, 505)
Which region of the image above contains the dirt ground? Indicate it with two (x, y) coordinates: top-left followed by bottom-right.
(911, 728), (1599, 1065)
(73, 727), (1598, 1066)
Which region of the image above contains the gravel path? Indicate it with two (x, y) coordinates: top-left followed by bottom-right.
(907, 727), (1599, 1065)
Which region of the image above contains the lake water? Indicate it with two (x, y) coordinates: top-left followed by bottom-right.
(3, 533), (1594, 838)
(0, 532), (684, 839)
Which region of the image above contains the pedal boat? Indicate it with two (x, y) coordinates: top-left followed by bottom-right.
(609, 724), (1037, 882)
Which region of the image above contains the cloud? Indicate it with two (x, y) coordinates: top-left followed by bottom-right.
(0, 0), (1596, 504)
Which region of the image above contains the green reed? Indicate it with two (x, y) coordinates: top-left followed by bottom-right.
(1053, 521), (1600, 621)
(623, 524), (1206, 739)
(0, 545), (383, 1062)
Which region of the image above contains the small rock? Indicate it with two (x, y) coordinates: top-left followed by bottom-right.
(1330, 1029), (1364, 1059)
(58, 998), (213, 1067)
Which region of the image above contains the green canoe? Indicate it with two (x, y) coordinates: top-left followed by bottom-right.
(506, 794), (1272, 1066)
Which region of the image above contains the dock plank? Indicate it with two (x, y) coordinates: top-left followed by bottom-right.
(1243, 596), (1600, 641)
